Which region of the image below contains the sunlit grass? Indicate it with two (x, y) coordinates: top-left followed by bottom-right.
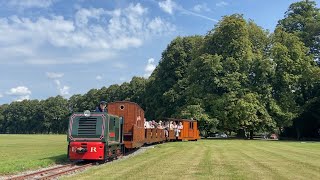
(0, 134), (67, 175)
(66, 139), (320, 180)
(1, 135), (319, 179)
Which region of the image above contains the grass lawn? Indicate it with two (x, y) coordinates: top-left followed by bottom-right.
(66, 139), (320, 180)
(0, 134), (67, 175)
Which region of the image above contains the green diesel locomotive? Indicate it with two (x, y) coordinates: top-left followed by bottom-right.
(67, 111), (124, 161)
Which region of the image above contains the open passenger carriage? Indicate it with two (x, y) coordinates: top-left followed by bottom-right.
(167, 118), (200, 141)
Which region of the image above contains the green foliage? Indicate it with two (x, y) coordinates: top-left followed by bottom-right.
(143, 9), (319, 137)
(178, 104), (219, 137)
(145, 36), (204, 119)
(278, 0), (320, 59)
(205, 14), (253, 61)
(42, 96), (69, 134)
(270, 27), (320, 129)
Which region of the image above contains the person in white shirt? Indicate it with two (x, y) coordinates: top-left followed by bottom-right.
(164, 121), (169, 137)
(173, 122), (178, 137)
(178, 122), (183, 136)
(144, 120), (151, 129)
(149, 121), (154, 128)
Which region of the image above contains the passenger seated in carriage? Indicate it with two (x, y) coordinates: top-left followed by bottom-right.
(149, 121), (154, 128)
(169, 121), (174, 130)
(178, 122), (183, 136)
(144, 120), (151, 129)
(173, 122), (179, 137)
(151, 120), (157, 128)
(157, 121), (163, 129)
(164, 121), (169, 137)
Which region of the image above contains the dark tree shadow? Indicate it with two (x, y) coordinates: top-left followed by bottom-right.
(40, 154), (69, 165)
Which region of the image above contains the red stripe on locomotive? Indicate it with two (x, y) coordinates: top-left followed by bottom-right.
(69, 142), (104, 160)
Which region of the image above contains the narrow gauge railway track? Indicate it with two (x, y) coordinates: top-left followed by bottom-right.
(7, 163), (93, 180)
(4, 144), (154, 180)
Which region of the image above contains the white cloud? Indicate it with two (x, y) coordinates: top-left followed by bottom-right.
(6, 86), (31, 101)
(158, 0), (177, 14)
(216, 1), (229, 7)
(148, 17), (175, 34)
(16, 95), (31, 102)
(59, 86), (70, 96)
(46, 73), (70, 97)
(0, 3), (175, 65)
(54, 79), (61, 86)
(7, 86), (31, 96)
(96, 75), (102, 80)
(8, 0), (54, 9)
(144, 58), (156, 78)
(46, 72), (64, 79)
(75, 8), (106, 27)
(54, 80), (70, 97)
(0, 93), (3, 98)
(193, 4), (211, 12)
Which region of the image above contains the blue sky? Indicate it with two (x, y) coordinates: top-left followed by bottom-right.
(0, 0), (319, 104)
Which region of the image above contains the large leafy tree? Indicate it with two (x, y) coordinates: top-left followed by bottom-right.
(278, 0), (320, 60)
(42, 96), (69, 134)
(145, 36), (204, 119)
(0, 104), (8, 133)
(270, 27), (320, 130)
(202, 14), (276, 136)
(167, 14), (278, 137)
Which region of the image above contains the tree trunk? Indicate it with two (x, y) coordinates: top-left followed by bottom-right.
(296, 127), (301, 140)
(249, 130), (254, 139)
(236, 129), (246, 139)
(205, 130), (209, 138)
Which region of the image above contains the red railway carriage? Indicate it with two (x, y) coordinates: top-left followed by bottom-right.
(107, 101), (145, 149)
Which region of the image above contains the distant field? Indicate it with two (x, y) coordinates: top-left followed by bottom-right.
(67, 139), (320, 180)
(0, 134), (67, 175)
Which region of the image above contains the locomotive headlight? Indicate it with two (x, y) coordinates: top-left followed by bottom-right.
(84, 110), (91, 117)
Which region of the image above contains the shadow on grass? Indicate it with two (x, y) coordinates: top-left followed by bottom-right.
(200, 137), (246, 140)
(201, 137), (320, 143)
(40, 154), (69, 164)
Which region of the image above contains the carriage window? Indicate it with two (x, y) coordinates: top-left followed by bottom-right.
(190, 122), (193, 129)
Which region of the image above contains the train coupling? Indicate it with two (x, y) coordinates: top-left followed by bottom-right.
(76, 147), (87, 153)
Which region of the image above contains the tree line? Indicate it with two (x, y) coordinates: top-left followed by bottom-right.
(0, 0), (319, 139)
